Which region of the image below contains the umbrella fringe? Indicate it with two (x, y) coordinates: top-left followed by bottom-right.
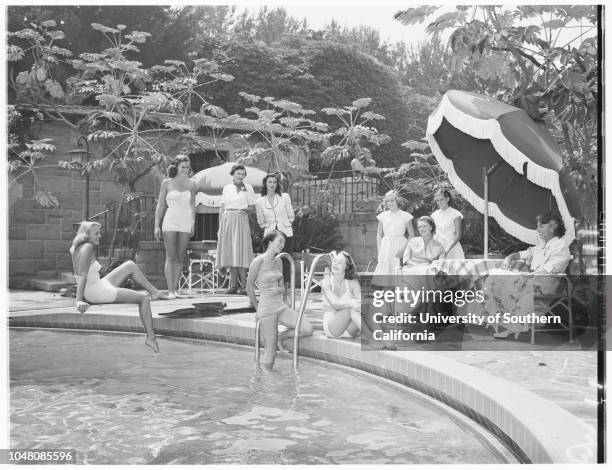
(427, 93), (575, 245)
(427, 134), (540, 246)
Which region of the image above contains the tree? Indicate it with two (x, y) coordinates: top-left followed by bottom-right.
(394, 5), (599, 221)
(228, 93), (328, 181)
(320, 97), (390, 170)
(7, 6), (203, 68)
(7, 18), (234, 258)
(199, 36), (415, 168)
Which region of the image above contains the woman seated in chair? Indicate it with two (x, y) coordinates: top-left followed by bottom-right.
(321, 251), (362, 338)
(397, 216), (444, 274)
(502, 214), (571, 274)
(486, 213), (571, 339)
(71, 221), (168, 353)
(246, 230), (314, 370)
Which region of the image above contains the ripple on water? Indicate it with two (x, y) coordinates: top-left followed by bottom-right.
(10, 329), (515, 464)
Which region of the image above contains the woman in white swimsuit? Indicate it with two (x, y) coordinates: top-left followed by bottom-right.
(154, 155), (196, 298)
(71, 221), (168, 352)
(321, 251), (361, 338)
(246, 230), (313, 370)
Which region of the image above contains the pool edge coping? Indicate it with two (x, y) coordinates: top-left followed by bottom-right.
(8, 311), (595, 464)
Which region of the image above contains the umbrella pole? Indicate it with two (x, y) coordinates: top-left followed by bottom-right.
(483, 167), (488, 259)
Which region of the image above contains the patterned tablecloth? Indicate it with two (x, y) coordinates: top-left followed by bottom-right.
(431, 258), (505, 278)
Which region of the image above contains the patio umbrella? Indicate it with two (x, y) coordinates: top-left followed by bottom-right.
(426, 90), (581, 251)
(192, 162), (267, 208)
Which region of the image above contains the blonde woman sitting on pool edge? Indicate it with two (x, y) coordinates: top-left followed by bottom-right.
(71, 221), (168, 353)
(321, 251), (362, 338)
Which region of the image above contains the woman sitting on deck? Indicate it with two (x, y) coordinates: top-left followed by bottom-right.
(70, 221), (168, 353)
(321, 251), (362, 338)
(246, 230), (313, 370)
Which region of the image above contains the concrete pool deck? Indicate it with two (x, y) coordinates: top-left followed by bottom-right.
(8, 289), (598, 464)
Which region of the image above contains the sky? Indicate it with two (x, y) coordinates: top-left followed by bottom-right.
(241, 3), (596, 49)
(243, 2), (438, 46)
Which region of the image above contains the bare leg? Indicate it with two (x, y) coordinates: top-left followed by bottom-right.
(237, 268), (248, 289)
(324, 309), (352, 338)
(229, 267), (239, 290)
(104, 260), (168, 300)
(347, 307), (362, 336)
(174, 232), (191, 294)
(277, 307), (314, 351)
(162, 231), (178, 296)
(114, 288), (159, 353)
(259, 316), (278, 369)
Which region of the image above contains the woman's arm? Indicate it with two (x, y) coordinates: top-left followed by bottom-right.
(402, 244), (420, 266)
(284, 193), (295, 224)
(246, 184), (256, 214)
(444, 216), (463, 255)
(395, 238), (409, 261)
(255, 199), (266, 229)
(349, 279), (361, 306)
(154, 180), (168, 240)
(503, 252), (521, 268)
(246, 256), (264, 310)
(276, 258), (288, 302)
(376, 221), (384, 254)
(429, 242), (444, 262)
(190, 180), (197, 236)
(321, 278), (359, 310)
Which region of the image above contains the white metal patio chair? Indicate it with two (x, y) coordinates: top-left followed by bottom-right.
(300, 251), (331, 295)
(179, 249), (228, 295)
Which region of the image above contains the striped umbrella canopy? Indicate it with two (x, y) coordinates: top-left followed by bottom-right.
(192, 162), (267, 208)
(426, 90), (581, 246)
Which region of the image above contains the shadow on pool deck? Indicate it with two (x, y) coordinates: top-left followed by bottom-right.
(8, 289), (598, 432)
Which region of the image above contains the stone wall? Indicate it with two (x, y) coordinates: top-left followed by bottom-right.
(337, 213), (379, 271)
(8, 121), (157, 287)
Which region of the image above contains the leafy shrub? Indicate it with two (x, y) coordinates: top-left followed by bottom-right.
(292, 205), (344, 253)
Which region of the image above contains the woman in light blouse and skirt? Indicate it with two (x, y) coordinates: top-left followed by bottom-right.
(255, 173), (295, 289)
(217, 164), (257, 295)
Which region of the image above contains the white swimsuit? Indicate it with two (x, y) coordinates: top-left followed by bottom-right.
(75, 260), (118, 304)
(162, 190), (192, 233)
(322, 279), (358, 338)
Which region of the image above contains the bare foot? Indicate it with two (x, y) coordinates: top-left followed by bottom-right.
(166, 292), (177, 300)
(145, 336), (160, 353)
(151, 291), (169, 300)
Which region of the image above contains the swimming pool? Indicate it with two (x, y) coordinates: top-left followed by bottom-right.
(10, 329), (516, 464)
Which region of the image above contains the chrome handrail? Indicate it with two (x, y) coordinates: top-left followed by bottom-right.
(276, 252), (296, 310)
(293, 253), (330, 371)
(254, 252), (296, 363)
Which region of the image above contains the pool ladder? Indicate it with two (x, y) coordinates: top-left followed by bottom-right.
(255, 252), (329, 371)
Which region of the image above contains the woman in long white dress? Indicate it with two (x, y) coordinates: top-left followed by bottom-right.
(373, 190), (415, 276)
(431, 188), (464, 260)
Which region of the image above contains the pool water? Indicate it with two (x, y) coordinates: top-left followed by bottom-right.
(10, 329), (515, 464)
